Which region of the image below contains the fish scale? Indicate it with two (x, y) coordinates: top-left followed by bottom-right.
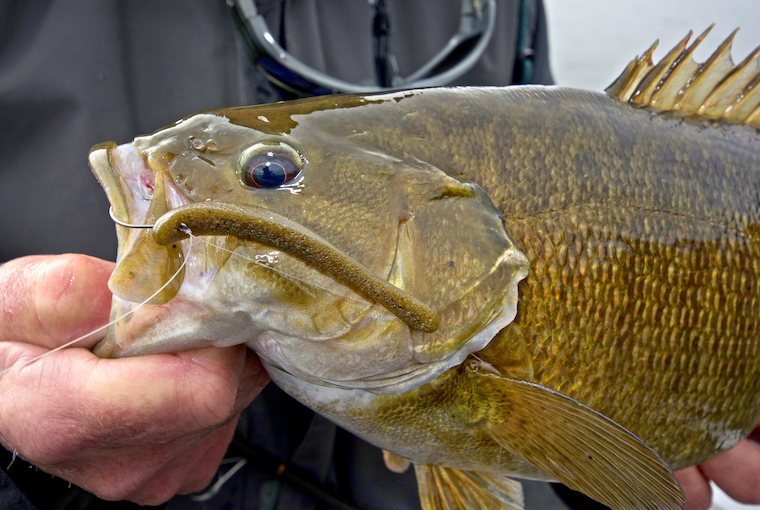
(337, 88), (760, 463)
(467, 93), (760, 467)
(255, 83), (760, 503)
(90, 31), (760, 510)
(507, 207), (760, 468)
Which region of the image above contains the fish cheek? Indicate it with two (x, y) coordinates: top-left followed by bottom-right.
(394, 174), (528, 361)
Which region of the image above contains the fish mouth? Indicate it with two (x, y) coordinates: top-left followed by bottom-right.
(90, 142), (190, 307)
(89, 142), (178, 244)
(89, 142), (129, 238)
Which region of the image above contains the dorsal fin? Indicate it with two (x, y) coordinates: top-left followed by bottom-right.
(606, 26), (760, 128)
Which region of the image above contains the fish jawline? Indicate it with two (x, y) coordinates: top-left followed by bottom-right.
(259, 268), (523, 396)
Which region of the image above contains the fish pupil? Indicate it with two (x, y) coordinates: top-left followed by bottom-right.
(250, 162), (286, 188)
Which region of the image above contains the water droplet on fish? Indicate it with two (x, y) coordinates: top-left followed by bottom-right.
(254, 252), (278, 265)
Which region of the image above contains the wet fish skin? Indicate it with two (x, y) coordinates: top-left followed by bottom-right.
(92, 100), (529, 393)
(262, 86), (760, 470)
(88, 34), (760, 509)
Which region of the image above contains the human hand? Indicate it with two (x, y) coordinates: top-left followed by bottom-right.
(0, 254), (270, 505)
(675, 425), (760, 510)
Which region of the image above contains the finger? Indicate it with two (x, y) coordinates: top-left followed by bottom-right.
(175, 417), (241, 496)
(234, 347), (271, 410)
(83, 345), (253, 437)
(121, 418), (241, 506)
(2, 345), (251, 465)
(674, 466), (711, 510)
(699, 439), (760, 504)
(0, 254), (114, 349)
(1, 344), (263, 505)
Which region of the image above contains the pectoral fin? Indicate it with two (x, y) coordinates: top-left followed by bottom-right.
(470, 368), (684, 510)
(414, 464), (524, 510)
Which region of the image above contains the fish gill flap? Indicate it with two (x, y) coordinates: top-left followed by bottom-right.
(606, 26), (760, 128)
(468, 367), (684, 510)
(390, 170), (529, 363)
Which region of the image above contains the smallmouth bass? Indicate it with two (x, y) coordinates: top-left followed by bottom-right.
(89, 28), (760, 510)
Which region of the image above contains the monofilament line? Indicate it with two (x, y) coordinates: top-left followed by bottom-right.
(112, 206), (363, 302)
(190, 232), (446, 343)
(0, 228), (193, 375)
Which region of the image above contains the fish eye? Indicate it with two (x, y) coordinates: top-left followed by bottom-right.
(238, 142), (303, 189)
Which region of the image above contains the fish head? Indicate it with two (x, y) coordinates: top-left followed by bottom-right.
(90, 93), (528, 394)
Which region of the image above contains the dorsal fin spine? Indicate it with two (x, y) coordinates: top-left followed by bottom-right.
(632, 33), (690, 106)
(681, 28), (738, 112)
(606, 26), (760, 128)
(702, 45), (760, 117)
(649, 26), (712, 110)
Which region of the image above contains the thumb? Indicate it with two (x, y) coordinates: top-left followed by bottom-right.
(0, 254), (114, 350)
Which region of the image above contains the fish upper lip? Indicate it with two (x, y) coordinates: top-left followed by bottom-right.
(90, 142), (160, 232)
(89, 142), (130, 226)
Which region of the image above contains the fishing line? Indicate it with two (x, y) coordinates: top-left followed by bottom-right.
(6, 450), (16, 470)
(2, 208), (443, 375)
(172, 220), (394, 307)
(190, 457), (248, 502)
(113, 205), (447, 336)
(188, 232), (449, 344)
(111, 206), (379, 304)
(108, 206), (154, 229)
(190, 234), (321, 299)
(0, 225), (194, 375)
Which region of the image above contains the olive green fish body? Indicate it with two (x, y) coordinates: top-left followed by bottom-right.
(499, 94), (760, 469)
(386, 87), (760, 469)
(89, 31), (760, 510)
(484, 90), (760, 469)
(248, 86), (760, 469)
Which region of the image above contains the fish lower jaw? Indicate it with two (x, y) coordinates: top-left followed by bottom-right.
(95, 296), (265, 358)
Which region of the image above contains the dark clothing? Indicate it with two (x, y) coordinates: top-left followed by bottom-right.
(0, 1), (553, 509)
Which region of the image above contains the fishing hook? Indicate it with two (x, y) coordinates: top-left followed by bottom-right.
(108, 206), (154, 229)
